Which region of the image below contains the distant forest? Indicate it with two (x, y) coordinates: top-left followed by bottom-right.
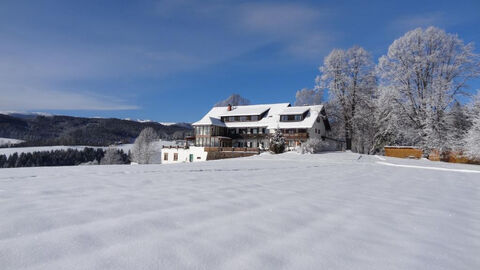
(0, 114), (192, 147)
(0, 148), (130, 168)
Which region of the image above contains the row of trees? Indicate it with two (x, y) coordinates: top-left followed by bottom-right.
(0, 127), (164, 168)
(296, 27), (480, 158)
(0, 148), (130, 168)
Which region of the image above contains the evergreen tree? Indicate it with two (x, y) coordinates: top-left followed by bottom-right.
(269, 128), (285, 154)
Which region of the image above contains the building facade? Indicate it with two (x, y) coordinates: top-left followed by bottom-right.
(161, 103), (331, 164)
(191, 103), (330, 149)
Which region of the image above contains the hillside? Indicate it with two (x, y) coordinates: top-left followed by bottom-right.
(0, 114), (192, 147)
(1, 152), (479, 269)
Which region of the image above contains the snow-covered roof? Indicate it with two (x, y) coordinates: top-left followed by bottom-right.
(280, 106), (310, 115)
(193, 103), (326, 130)
(277, 105), (324, 129)
(192, 116), (226, 127)
(220, 106), (271, 117)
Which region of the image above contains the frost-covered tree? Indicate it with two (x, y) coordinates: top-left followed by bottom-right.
(294, 88), (323, 106)
(464, 112), (480, 160)
(377, 27), (480, 151)
(317, 46), (376, 151)
(445, 101), (471, 150)
(370, 86), (413, 153)
(100, 148), (125, 165)
(269, 128), (285, 154)
(131, 127), (159, 164)
(464, 92), (480, 159)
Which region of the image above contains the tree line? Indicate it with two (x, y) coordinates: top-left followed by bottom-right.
(295, 26), (480, 159)
(0, 148), (130, 168)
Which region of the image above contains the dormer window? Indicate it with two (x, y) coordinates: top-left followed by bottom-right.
(280, 114), (303, 122)
(228, 116), (235, 122)
(251, 115), (258, 121)
(240, 116), (247, 121)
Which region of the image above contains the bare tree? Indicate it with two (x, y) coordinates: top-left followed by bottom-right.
(131, 127), (159, 164)
(215, 94), (251, 107)
(294, 88), (323, 106)
(317, 46), (376, 151)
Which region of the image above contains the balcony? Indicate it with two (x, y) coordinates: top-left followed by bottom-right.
(283, 133), (308, 139)
(204, 147), (260, 153)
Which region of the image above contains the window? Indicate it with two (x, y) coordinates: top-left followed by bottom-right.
(164, 153), (168, 161)
(281, 115), (288, 121)
(251, 115), (258, 121)
(240, 116), (247, 121)
(295, 115), (302, 121)
(229, 116), (235, 122)
(173, 153), (178, 161)
(252, 128), (258, 134)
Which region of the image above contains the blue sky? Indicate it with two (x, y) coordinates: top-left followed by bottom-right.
(1, 0), (479, 122)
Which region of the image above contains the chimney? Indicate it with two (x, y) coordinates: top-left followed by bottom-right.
(227, 104), (232, 111)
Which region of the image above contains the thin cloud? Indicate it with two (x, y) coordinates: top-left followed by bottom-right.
(235, 2), (334, 58)
(0, 0), (336, 112)
(0, 85), (138, 111)
(237, 3), (321, 36)
(390, 12), (449, 32)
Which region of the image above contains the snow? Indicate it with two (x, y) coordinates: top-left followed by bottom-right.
(219, 105), (272, 117)
(191, 116), (226, 127)
(280, 106), (312, 115)
(0, 138), (24, 147)
(277, 105), (324, 129)
(192, 103), (325, 130)
(1, 152), (479, 269)
(192, 103), (289, 128)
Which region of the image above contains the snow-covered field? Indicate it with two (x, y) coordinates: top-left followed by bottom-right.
(1, 152), (479, 269)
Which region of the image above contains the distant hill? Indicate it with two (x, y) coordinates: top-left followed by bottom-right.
(0, 114), (192, 147)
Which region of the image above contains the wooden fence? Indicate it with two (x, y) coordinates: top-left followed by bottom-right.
(428, 150), (479, 164)
(384, 146), (423, 159)
(384, 146), (479, 164)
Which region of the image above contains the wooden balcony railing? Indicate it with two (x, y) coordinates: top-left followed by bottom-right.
(204, 147), (260, 153)
(162, 145), (189, 149)
(283, 133), (309, 139)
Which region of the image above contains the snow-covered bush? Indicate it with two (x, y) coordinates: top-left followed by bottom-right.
(299, 138), (337, 154)
(131, 128), (159, 164)
(269, 129), (285, 154)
